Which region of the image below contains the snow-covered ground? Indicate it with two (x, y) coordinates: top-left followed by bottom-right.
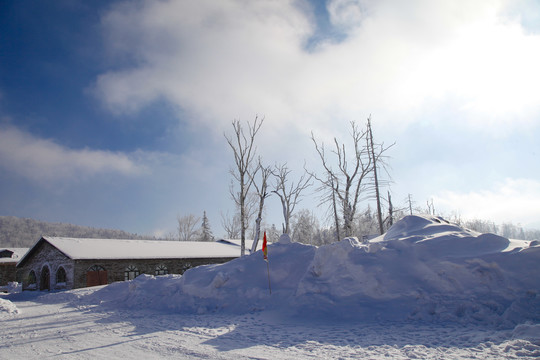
(1, 215), (539, 359)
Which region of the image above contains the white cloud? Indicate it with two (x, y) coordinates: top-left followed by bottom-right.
(327, 0), (368, 30)
(0, 125), (146, 181)
(91, 0), (540, 139)
(434, 178), (540, 228)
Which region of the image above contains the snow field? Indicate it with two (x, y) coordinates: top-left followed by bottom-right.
(1, 215), (539, 359)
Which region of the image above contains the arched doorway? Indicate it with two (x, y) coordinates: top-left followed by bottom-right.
(40, 266), (50, 291)
(86, 265), (108, 287)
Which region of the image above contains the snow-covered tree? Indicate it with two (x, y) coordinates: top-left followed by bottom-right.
(291, 209), (319, 245)
(200, 211), (214, 242)
(267, 223), (279, 243)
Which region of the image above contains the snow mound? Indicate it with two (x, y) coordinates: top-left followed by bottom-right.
(0, 298), (20, 318)
(85, 215), (540, 326)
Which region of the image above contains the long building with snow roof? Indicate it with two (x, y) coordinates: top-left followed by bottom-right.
(17, 237), (244, 291)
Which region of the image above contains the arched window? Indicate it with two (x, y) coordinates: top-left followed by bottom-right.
(28, 270), (37, 289)
(180, 262), (192, 274)
(155, 264), (168, 276)
(56, 266), (67, 284)
(124, 265), (140, 281)
(88, 265), (106, 272)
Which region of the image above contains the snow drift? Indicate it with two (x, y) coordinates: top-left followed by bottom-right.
(0, 298), (20, 318)
(88, 215), (540, 326)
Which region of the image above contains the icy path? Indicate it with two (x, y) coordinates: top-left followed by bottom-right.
(1, 294), (539, 359)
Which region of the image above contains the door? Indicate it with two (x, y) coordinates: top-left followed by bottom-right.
(40, 266), (50, 291)
(86, 265), (108, 287)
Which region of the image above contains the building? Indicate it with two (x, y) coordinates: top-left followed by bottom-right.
(0, 248), (29, 288)
(16, 237), (243, 291)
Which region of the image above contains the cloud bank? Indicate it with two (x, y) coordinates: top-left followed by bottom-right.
(434, 178), (540, 228)
(0, 125), (146, 182)
(92, 0), (540, 137)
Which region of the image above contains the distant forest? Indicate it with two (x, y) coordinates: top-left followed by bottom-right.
(0, 216), (148, 248)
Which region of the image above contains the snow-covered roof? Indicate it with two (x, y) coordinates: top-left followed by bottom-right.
(18, 237), (241, 265)
(216, 238), (269, 252)
(0, 248), (29, 264)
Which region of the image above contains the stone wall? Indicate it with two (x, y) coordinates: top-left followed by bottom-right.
(72, 257), (235, 289)
(17, 238), (238, 290)
(18, 241), (74, 291)
(0, 263), (18, 286)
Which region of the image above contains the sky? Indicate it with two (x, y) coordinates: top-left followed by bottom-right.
(1, 0), (539, 238)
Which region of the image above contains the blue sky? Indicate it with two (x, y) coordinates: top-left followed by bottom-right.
(1, 0), (539, 237)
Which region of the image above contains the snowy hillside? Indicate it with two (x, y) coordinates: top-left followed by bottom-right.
(82, 215), (540, 326)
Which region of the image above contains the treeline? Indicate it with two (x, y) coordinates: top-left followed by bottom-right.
(0, 216), (148, 248)
(286, 209), (540, 245)
(455, 217), (540, 240)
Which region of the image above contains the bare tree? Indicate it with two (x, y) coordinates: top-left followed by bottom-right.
(220, 211), (241, 239)
(426, 198), (435, 215)
(406, 194), (415, 215)
(250, 160), (272, 253)
(225, 116), (264, 256)
(177, 214), (201, 241)
(309, 121), (372, 239)
(272, 163), (312, 235)
(367, 117), (394, 235)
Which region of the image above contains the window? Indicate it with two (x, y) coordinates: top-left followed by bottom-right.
(88, 265), (106, 272)
(27, 270), (37, 288)
(180, 262), (192, 274)
(155, 264), (168, 276)
(56, 266), (67, 284)
(124, 265), (140, 281)
(0, 250), (14, 258)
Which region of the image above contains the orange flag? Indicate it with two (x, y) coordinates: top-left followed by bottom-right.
(262, 231), (268, 261)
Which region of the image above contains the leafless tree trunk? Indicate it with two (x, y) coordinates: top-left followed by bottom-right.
(366, 117), (395, 235)
(387, 190), (394, 228)
(272, 163), (312, 235)
(309, 121), (372, 239)
(250, 160), (272, 253)
(426, 199), (435, 215)
(225, 116), (263, 256)
(367, 117), (384, 235)
(177, 214), (201, 241)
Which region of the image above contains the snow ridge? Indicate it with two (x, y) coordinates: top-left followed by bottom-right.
(86, 215), (539, 327)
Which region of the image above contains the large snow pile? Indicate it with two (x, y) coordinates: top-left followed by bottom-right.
(87, 215), (540, 326)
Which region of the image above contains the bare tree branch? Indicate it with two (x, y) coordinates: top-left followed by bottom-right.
(308, 120), (373, 239)
(272, 163), (312, 235)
